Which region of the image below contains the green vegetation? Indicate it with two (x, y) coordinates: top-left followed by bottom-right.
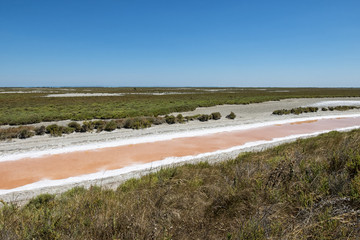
(324, 105), (360, 111)
(1, 87), (359, 126)
(45, 124), (64, 137)
(210, 112), (221, 120)
(273, 105), (360, 115)
(0, 113), (233, 141)
(1, 129), (360, 239)
(67, 122), (81, 132)
(198, 114), (210, 122)
(165, 115), (176, 124)
(273, 107), (319, 115)
(226, 111), (236, 119)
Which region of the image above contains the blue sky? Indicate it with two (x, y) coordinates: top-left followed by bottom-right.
(0, 0), (359, 87)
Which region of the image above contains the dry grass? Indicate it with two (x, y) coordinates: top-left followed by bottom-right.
(1, 129), (360, 239)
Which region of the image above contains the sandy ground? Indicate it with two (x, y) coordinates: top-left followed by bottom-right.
(1, 97), (360, 204)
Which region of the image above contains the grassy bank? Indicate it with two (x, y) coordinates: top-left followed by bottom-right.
(1, 87), (360, 125)
(1, 129), (360, 239)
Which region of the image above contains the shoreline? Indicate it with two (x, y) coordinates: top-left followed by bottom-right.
(1, 125), (359, 205)
(1, 97), (360, 204)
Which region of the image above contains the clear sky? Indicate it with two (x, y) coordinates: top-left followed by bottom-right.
(0, 0), (359, 87)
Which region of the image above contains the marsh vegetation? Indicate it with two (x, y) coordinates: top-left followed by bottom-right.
(273, 105), (360, 115)
(1, 87), (359, 126)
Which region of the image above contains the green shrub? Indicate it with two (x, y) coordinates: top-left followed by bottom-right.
(123, 118), (152, 129)
(185, 114), (200, 121)
(68, 122), (81, 132)
(152, 117), (165, 125)
(93, 120), (106, 132)
(34, 125), (46, 135)
(176, 114), (185, 123)
(18, 129), (34, 139)
(81, 121), (94, 132)
(46, 124), (63, 137)
(210, 112), (221, 120)
(165, 115), (176, 124)
(26, 193), (55, 209)
(114, 119), (124, 129)
(0, 127), (34, 140)
(62, 127), (75, 134)
(198, 114), (210, 122)
(104, 120), (117, 131)
(226, 112), (236, 119)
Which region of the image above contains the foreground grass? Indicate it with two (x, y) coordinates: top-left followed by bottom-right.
(1, 129), (360, 239)
(1, 87), (360, 125)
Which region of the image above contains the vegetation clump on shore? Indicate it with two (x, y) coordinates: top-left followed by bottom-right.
(226, 111), (236, 119)
(1, 129), (360, 239)
(0, 111), (232, 141)
(272, 107), (319, 115)
(273, 105), (360, 115)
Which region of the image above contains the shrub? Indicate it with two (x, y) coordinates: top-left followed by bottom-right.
(185, 114), (200, 121)
(322, 107), (328, 111)
(226, 112), (236, 119)
(26, 193), (55, 209)
(273, 107), (319, 115)
(81, 121), (94, 132)
(93, 120), (106, 132)
(165, 115), (176, 124)
(114, 119), (124, 129)
(152, 117), (166, 125)
(104, 120), (117, 132)
(198, 114), (210, 122)
(46, 124), (63, 137)
(68, 122), (81, 132)
(34, 125), (46, 135)
(123, 118), (152, 129)
(62, 127), (75, 134)
(0, 127), (34, 140)
(210, 112), (221, 120)
(176, 114), (185, 123)
(18, 129), (34, 139)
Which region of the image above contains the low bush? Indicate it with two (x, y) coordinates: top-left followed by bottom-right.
(226, 112), (236, 119)
(18, 129), (34, 139)
(123, 118), (152, 129)
(210, 112), (221, 120)
(176, 114), (185, 123)
(34, 125), (46, 135)
(273, 107), (319, 115)
(81, 121), (95, 132)
(93, 120), (106, 132)
(0, 126), (35, 140)
(114, 119), (124, 129)
(198, 114), (210, 122)
(62, 127), (75, 134)
(185, 114), (200, 121)
(165, 115), (176, 124)
(46, 124), (63, 137)
(152, 117), (165, 125)
(104, 120), (117, 132)
(68, 122), (81, 132)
